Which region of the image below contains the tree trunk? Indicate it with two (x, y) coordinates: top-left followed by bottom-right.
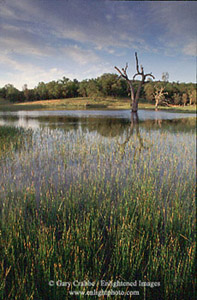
(131, 111), (139, 124)
(115, 52), (155, 114)
(128, 81), (135, 109)
(132, 98), (138, 112)
(155, 97), (159, 110)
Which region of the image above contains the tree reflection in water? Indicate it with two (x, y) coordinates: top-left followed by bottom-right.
(117, 112), (152, 160)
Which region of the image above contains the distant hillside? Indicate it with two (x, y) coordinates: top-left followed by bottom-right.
(0, 74), (196, 106)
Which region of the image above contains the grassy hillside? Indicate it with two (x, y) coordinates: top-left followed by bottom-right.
(0, 97), (196, 113)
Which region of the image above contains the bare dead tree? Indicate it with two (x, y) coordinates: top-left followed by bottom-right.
(154, 86), (168, 110)
(115, 52), (155, 113)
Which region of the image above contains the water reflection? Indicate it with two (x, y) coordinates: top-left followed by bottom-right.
(0, 109), (195, 215)
(0, 114), (40, 129)
(0, 109), (195, 136)
(0, 108), (195, 120)
(117, 112), (151, 160)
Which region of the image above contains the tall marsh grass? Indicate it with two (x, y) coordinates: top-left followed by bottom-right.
(0, 122), (196, 299)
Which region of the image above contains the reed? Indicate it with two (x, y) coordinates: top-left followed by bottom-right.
(0, 123), (195, 299)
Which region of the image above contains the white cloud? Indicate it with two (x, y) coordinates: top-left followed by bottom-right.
(0, 22), (55, 57)
(0, 36), (53, 57)
(183, 41), (197, 56)
(81, 62), (113, 79)
(0, 52), (66, 89)
(0, 0), (196, 87)
(0, 0), (156, 57)
(0, 4), (16, 18)
(0, 68), (66, 90)
(61, 45), (99, 65)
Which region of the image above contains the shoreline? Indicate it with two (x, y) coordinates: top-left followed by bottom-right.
(0, 97), (196, 113)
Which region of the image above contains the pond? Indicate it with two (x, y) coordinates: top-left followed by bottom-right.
(0, 109), (195, 129)
(0, 109), (195, 205)
(0, 109), (196, 299)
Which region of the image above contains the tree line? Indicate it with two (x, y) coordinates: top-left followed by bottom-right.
(0, 73), (196, 106)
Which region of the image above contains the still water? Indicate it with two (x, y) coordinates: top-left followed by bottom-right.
(0, 109), (195, 129)
(0, 109), (196, 212)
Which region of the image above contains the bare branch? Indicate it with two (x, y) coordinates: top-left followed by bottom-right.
(114, 66), (128, 80)
(135, 52), (140, 74)
(114, 66), (122, 75)
(133, 73), (142, 80)
(115, 52), (155, 112)
(144, 73), (155, 80)
(125, 62), (128, 72)
(122, 63), (129, 78)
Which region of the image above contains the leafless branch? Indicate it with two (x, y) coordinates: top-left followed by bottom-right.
(135, 52), (140, 74)
(133, 73), (140, 80)
(144, 73), (155, 80)
(115, 52), (155, 112)
(114, 66), (128, 80)
(133, 53), (155, 82)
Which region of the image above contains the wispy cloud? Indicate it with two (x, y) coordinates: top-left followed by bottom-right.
(148, 2), (197, 56)
(61, 45), (99, 65)
(0, 0), (196, 88)
(0, 54), (67, 89)
(183, 40), (197, 56)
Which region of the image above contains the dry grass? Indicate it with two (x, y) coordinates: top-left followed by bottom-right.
(0, 97), (196, 113)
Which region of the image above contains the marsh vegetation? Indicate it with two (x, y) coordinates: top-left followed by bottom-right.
(0, 110), (196, 299)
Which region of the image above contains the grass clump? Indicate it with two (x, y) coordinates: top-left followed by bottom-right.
(0, 126), (32, 161)
(0, 122), (196, 299)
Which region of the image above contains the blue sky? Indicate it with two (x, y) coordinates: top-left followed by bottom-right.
(0, 0), (196, 89)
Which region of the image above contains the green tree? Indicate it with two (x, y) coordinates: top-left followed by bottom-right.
(62, 79), (79, 98)
(188, 89), (196, 105)
(22, 84), (30, 101)
(0, 87), (6, 99)
(182, 93), (188, 106)
(85, 79), (101, 98)
(98, 73), (119, 97)
(46, 81), (62, 99)
(144, 82), (155, 102)
(111, 79), (126, 97)
(78, 80), (89, 97)
(173, 93), (181, 105)
(4, 84), (21, 102)
(36, 82), (48, 100)
(27, 89), (36, 101)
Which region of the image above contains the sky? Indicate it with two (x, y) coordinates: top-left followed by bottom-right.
(0, 0), (196, 90)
